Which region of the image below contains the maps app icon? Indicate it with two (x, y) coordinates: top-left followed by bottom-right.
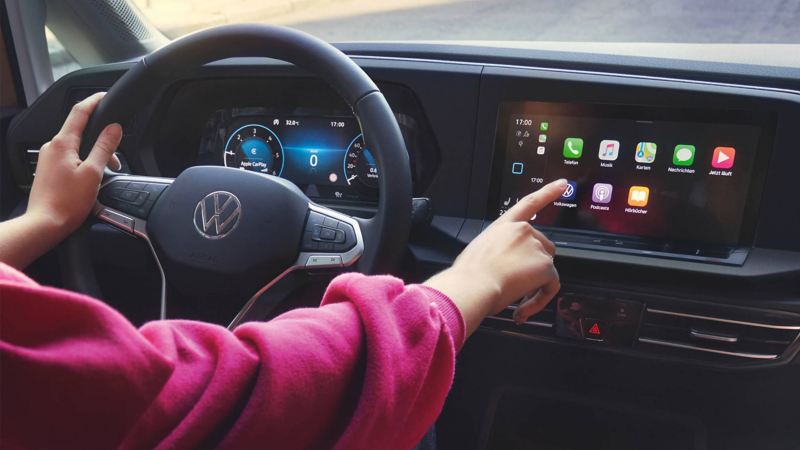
(635, 142), (657, 163)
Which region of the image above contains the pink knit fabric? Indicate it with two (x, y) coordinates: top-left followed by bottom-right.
(0, 264), (465, 450)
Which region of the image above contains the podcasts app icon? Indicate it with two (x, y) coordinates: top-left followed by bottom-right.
(592, 183), (613, 204)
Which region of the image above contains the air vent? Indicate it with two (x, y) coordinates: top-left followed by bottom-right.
(637, 307), (800, 363)
(25, 148), (40, 178)
(483, 302), (556, 338)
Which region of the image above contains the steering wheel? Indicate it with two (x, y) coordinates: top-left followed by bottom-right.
(65, 24), (412, 327)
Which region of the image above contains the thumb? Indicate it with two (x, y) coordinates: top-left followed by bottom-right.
(81, 123), (123, 176)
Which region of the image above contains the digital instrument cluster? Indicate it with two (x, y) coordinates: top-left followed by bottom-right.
(199, 108), (379, 203)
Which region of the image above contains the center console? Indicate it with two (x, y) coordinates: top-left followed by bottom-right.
(459, 65), (800, 369)
(487, 289), (800, 368)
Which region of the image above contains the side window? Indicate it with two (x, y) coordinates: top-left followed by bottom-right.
(0, 26), (19, 107)
(46, 27), (80, 81)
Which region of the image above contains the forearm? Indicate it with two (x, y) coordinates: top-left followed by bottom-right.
(423, 268), (500, 337)
(1, 271), (464, 449)
(0, 213), (69, 270)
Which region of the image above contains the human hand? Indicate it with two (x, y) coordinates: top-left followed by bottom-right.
(26, 92), (122, 235)
(424, 179), (566, 335)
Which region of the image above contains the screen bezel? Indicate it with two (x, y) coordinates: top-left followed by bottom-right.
(485, 100), (776, 263)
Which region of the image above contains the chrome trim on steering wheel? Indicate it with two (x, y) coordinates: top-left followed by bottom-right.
(93, 175), (174, 320)
(226, 202), (365, 329)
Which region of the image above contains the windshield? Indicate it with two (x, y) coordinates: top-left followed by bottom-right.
(133, 0), (800, 43)
(42, 0), (800, 82)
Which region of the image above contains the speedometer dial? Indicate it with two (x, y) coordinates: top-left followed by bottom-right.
(224, 124), (284, 175)
(343, 134), (379, 189)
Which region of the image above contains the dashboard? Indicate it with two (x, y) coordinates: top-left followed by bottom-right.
(7, 54), (800, 275)
(5, 43), (800, 450)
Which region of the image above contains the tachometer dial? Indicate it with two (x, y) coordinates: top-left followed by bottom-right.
(343, 134), (379, 189)
(224, 124), (284, 175)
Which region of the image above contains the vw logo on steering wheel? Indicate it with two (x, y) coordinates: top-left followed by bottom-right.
(193, 191), (242, 239)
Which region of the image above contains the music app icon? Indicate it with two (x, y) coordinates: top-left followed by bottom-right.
(598, 140), (620, 161)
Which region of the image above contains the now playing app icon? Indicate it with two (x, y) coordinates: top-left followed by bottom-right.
(592, 183), (613, 204)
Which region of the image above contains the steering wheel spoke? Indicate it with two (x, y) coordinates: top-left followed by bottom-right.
(227, 202), (364, 328)
(93, 175), (174, 237)
(299, 203), (364, 269)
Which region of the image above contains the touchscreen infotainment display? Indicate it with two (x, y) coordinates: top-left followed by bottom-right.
(488, 101), (772, 258)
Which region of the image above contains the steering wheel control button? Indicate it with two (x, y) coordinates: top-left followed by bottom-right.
(127, 182), (147, 190)
(303, 211), (357, 251)
(335, 221), (357, 252)
(116, 189), (148, 205)
(320, 227), (337, 241)
(322, 216), (338, 228)
(334, 229), (346, 243)
(307, 211), (326, 228)
(144, 183), (168, 196)
(306, 254), (343, 268)
(98, 208), (135, 233)
(100, 179), (170, 219)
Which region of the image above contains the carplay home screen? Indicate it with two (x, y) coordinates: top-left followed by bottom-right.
(490, 102), (764, 247)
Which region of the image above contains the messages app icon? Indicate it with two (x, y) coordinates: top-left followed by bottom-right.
(673, 144), (695, 166)
(635, 142), (657, 163)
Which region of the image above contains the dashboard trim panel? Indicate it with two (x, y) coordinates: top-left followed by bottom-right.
(350, 55), (800, 98)
(647, 308), (800, 331)
(638, 337), (779, 360)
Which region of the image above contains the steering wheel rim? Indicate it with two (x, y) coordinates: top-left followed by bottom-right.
(65, 24), (412, 324)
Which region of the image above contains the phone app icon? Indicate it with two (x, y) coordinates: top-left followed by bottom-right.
(563, 138), (584, 159)
(712, 147), (736, 169)
(598, 140), (619, 161)
(592, 183), (613, 204)
(672, 144), (695, 166)
(635, 142), (657, 163)
(627, 186), (650, 207)
(561, 180), (577, 201)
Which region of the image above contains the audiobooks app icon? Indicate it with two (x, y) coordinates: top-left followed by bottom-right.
(627, 186), (650, 207)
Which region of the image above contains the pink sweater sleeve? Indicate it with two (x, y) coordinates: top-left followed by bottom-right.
(0, 266), (465, 450)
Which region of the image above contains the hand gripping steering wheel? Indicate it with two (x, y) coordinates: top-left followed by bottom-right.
(66, 24), (412, 327)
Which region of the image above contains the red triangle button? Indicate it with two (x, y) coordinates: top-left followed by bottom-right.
(588, 323), (601, 335)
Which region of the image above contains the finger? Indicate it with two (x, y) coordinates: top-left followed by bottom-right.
(55, 92), (107, 148)
(81, 123), (123, 176)
(499, 178), (568, 223)
(530, 227), (556, 256)
(513, 268), (560, 324)
(109, 153), (122, 171)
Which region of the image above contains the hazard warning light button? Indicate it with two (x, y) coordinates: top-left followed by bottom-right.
(580, 318), (605, 341)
